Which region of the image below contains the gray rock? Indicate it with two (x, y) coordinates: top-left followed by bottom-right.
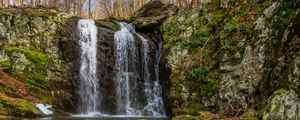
(131, 0), (178, 30)
(262, 90), (300, 120)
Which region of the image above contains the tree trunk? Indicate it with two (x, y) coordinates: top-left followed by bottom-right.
(19, 0), (24, 7)
(88, 0), (92, 18)
(0, 0), (4, 8)
(36, 0), (40, 6)
(30, 0), (34, 6)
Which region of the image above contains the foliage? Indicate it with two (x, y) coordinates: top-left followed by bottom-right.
(162, 0), (277, 116)
(187, 66), (209, 81)
(224, 23), (238, 32)
(271, 1), (298, 40)
(1, 60), (12, 70)
(200, 72), (219, 97)
(23, 72), (49, 89)
(273, 89), (286, 95)
(0, 83), (15, 97)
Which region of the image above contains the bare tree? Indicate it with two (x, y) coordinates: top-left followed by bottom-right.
(0, 0), (203, 19)
(88, 0), (91, 18)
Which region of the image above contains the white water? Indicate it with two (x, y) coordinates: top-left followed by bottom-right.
(141, 39), (165, 116)
(114, 22), (165, 117)
(114, 22), (140, 115)
(75, 20), (165, 117)
(77, 19), (100, 115)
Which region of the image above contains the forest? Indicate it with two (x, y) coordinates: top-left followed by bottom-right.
(0, 0), (299, 119)
(1, 0), (203, 18)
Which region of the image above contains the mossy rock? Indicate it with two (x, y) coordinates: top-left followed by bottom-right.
(4, 46), (47, 68)
(3, 46), (49, 89)
(0, 95), (43, 117)
(0, 83), (15, 97)
(1, 60), (12, 70)
(261, 89), (300, 120)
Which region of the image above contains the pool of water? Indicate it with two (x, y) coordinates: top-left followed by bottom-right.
(37, 116), (170, 120)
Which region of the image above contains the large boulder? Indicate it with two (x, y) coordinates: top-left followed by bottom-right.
(131, 0), (178, 31)
(262, 89), (300, 120)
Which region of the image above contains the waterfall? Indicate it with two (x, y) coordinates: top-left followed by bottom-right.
(77, 19), (100, 115)
(141, 39), (166, 116)
(114, 22), (165, 117)
(75, 20), (165, 117)
(114, 22), (140, 115)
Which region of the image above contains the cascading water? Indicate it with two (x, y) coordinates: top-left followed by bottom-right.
(77, 19), (100, 115)
(114, 23), (140, 115)
(140, 38), (165, 116)
(75, 20), (165, 117)
(114, 22), (166, 117)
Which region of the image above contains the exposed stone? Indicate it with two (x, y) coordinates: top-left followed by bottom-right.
(217, 2), (281, 114)
(131, 0), (178, 31)
(262, 90), (300, 120)
(0, 7), (71, 117)
(166, 45), (188, 71)
(220, 0), (229, 8)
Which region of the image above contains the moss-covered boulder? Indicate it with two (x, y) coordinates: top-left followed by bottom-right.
(262, 89), (300, 120)
(0, 94), (43, 117)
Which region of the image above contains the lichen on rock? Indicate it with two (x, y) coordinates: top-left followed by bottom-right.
(262, 89), (300, 120)
(0, 7), (71, 117)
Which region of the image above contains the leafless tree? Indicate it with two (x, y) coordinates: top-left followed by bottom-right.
(0, 0), (204, 19)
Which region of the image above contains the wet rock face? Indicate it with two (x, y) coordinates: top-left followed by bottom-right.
(58, 19), (118, 113)
(95, 20), (118, 113)
(60, 19), (163, 114)
(262, 90), (300, 120)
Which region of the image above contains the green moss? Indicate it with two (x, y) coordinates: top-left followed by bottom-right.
(23, 72), (49, 89)
(271, 1), (298, 40)
(4, 47), (47, 69)
(273, 89), (286, 95)
(17, 99), (36, 111)
(0, 83), (15, 97)
(0, 96), (40, 117)
(27, 87), (50, 102)
(0, 97), (12, 108)
(187, 66), (209, 81)
(4, 46), (49, 89)
(187, 102), (202, 111)
(162, 0), (294, 115)
(57, 59), (66, 69)
(1, 60), (12, 70)
(224, 23), (238, 32)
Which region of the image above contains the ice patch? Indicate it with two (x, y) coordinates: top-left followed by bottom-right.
(36, 104), (53, 115)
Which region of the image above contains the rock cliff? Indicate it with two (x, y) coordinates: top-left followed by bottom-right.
(0, 0), (300, 119)
(158, 0), (300, 119)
